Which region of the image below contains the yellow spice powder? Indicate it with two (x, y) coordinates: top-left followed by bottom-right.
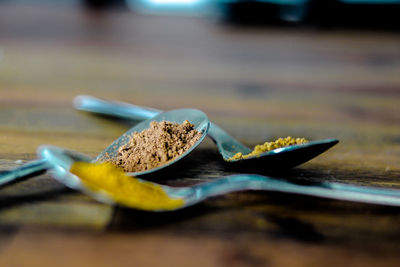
(229, 136), (308, 161)
(70, 162), (185, 211)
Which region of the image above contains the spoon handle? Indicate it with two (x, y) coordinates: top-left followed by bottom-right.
(73, 95), (252, 160)
(192, 175), (400, 207)
(73, 95), (161, 121)
(0, 159), (49, 186)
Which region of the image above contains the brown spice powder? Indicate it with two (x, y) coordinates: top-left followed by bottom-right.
(109, 120), (202, 172)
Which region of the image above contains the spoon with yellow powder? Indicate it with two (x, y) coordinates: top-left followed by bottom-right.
(0, 109), (209, 186)
(39, 145), (400, 211)
(74, 95), (338, 169)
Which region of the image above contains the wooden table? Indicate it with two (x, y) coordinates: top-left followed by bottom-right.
(1, 2), (400, 266)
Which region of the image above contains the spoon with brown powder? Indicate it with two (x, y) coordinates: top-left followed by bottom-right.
(74, 95), (338, 170)
(0, 109), (209, 186)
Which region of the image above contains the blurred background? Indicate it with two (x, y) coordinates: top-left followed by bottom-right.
(1, 0), (400, 156)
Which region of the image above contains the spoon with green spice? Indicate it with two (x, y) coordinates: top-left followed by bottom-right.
(0, 109), (209, 186)
(74, 95), (338, 169)
(39, 145), (400, 211)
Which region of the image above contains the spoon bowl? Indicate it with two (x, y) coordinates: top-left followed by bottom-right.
(40, 145), (400, 212)
(97, 108), (209, 176)
(224, 138), (339, 170)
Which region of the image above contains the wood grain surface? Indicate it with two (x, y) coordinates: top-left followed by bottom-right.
(1, 2), (400, 266)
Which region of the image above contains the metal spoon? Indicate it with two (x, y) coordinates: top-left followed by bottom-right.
(0, 109), (209, 186)
(40, 145), (400, 211)
(73, 95), (339, 167)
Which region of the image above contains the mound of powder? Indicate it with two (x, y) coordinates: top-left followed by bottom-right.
(109, 120), (202, 172)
